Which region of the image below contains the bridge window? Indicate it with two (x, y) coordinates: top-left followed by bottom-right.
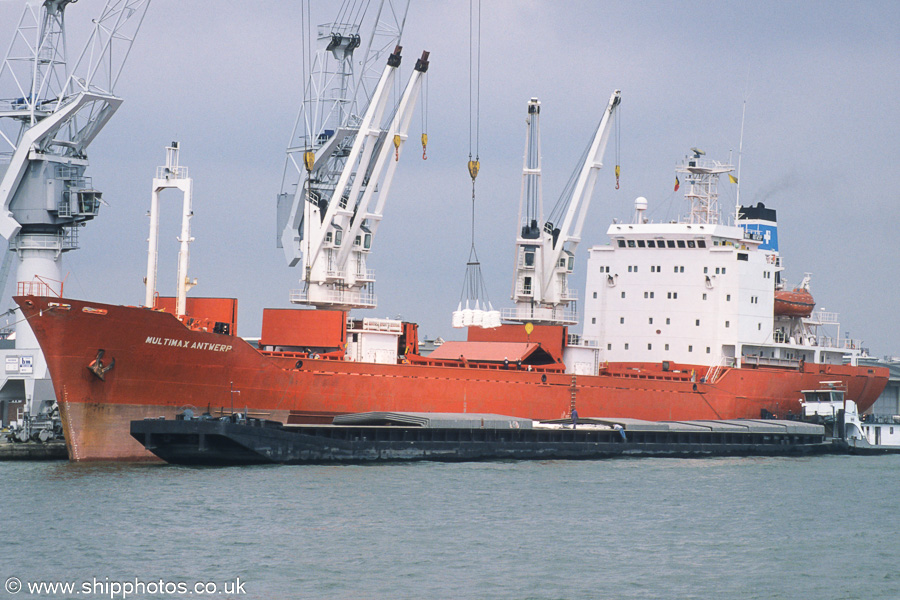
(687, 240), (696, 248)
(617, 239), (626, 247)
(677, 240), (686, 248)
(647, 240), (656, 248)
(697, 240), (707, 248)
(637, 240), (646, 248)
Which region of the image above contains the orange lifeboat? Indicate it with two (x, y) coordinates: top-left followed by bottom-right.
(774, 288), (815, 317)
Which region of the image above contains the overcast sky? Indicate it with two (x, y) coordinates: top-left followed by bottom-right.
(1, 0), (898, 356)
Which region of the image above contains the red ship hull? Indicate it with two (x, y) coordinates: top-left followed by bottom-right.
(17, 296), (888, 461)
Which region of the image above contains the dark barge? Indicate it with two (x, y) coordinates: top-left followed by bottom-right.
(130, 411), (834, 465)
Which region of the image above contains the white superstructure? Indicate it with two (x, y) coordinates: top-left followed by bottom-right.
(582, 150), (862, 374)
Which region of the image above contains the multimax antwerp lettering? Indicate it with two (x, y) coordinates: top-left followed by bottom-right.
(145, 337), (232, 352)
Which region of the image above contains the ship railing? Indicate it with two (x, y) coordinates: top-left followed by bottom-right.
(862, 414), (900, 425)
(704, 356), (735, 384)
(155, 165), (188, 179)
(356, 318), (402, 333)
(741, 355), (801, 369)
(289, 288), (377, 308)
(560, 287), (578, 302)
(501, 305), (578, 325)
(819, 336), (865, 352)
(567, 334), (599, 348)
(804, 310), (839, 324)
(17, 276), (64, 298)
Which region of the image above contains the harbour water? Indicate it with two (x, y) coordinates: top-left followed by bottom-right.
(2, 455), (898, 599)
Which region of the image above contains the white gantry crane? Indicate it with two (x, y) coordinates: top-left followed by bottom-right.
(277, 1), (429, 310)
(506, 90), (621, 325)
(0, 0), (150, 421)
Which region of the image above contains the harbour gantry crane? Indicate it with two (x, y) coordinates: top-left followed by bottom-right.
(276, 1), (429, 310)
(0, 0), (150, 420)
(506, 90), (621, 325)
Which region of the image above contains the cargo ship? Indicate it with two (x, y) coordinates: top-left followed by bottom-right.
(13, 29), (888, 460)
(14, 140), (889, 460)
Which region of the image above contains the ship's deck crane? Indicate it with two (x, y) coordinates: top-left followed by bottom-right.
(507, 90), (621, 325)
(276, 1), (426, 311)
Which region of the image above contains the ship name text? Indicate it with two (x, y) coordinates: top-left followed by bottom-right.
(145, 336), (232, 352)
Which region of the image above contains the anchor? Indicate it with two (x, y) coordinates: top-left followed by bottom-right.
(87, 349), (115, 381)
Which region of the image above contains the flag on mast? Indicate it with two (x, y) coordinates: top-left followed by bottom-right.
(674, 176), (680, 192)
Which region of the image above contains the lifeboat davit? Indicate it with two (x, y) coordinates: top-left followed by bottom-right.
(774, 288), (815, 317)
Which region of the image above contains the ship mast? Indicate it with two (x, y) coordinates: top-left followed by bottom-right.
(676, 148), (733, 225)
(145, 142), (195, 316)
(276, 1), (428, 311)
(507, 90), (621, 325)
(0, 0), (149, 417)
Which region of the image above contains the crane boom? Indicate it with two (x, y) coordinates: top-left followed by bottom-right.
(334, 50), (429, 269)
(508, 90), (620, 325)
